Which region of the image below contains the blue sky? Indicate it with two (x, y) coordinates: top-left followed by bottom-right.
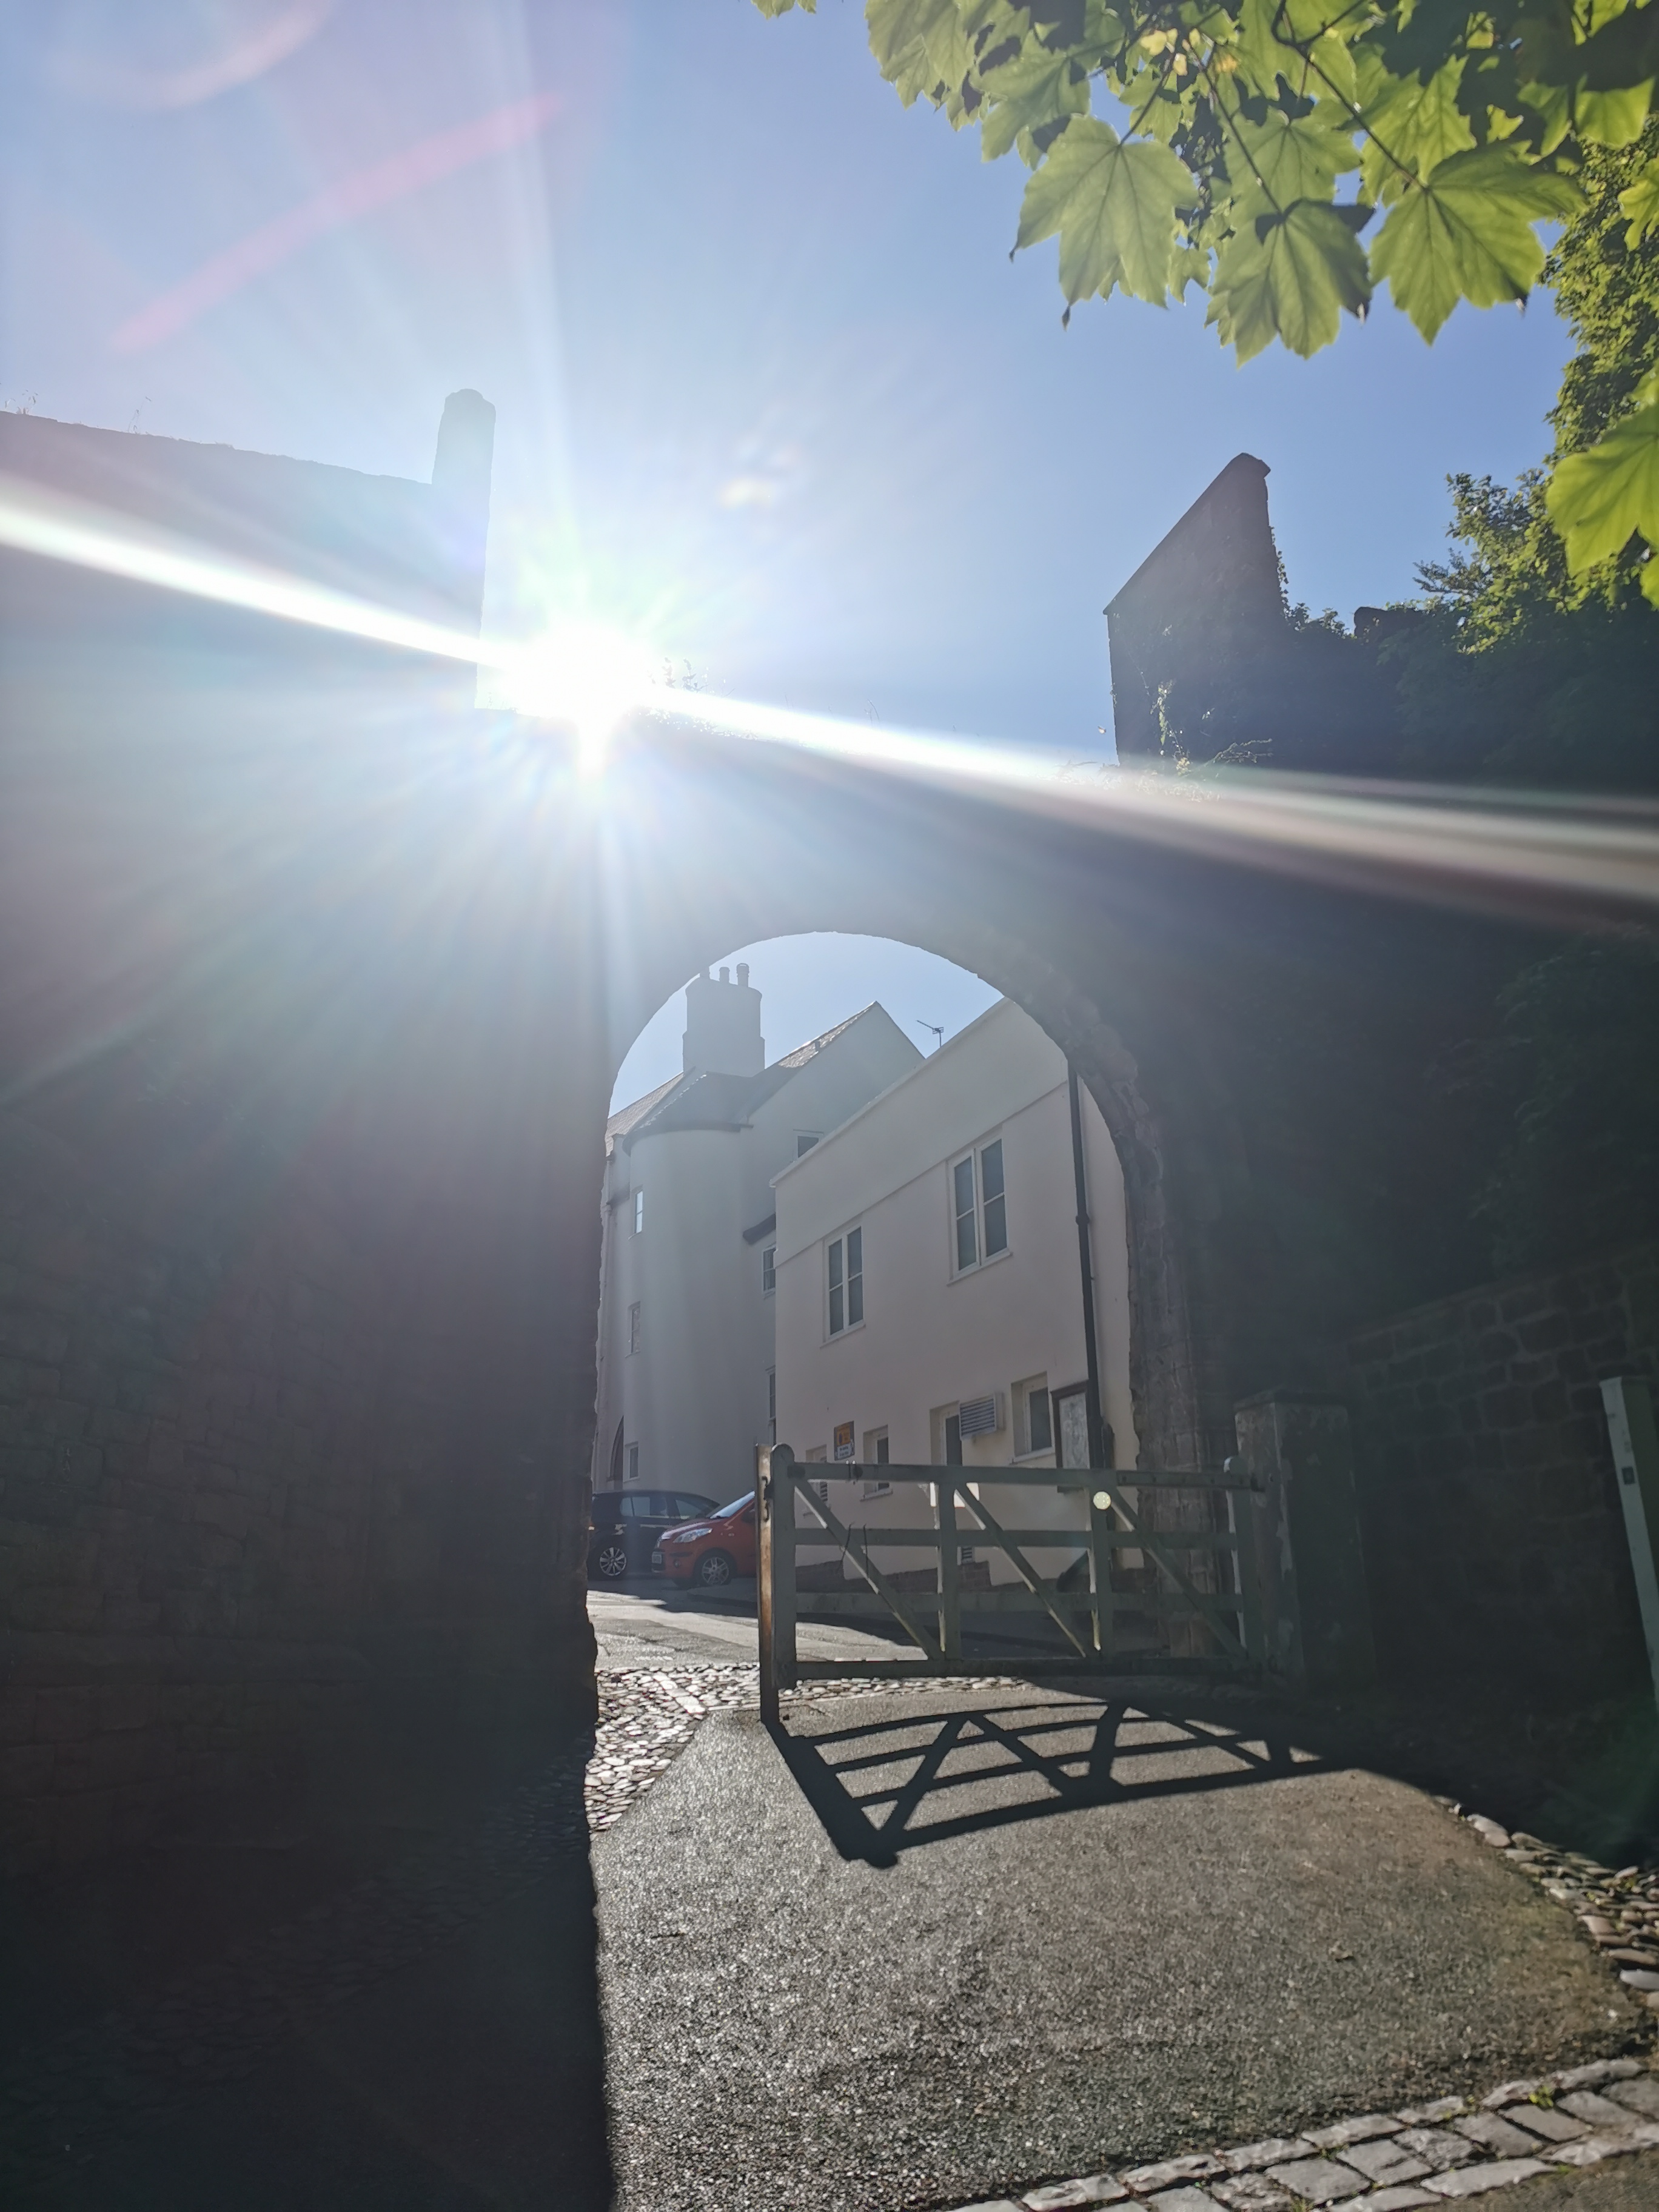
(1, 1), (1579, 1096)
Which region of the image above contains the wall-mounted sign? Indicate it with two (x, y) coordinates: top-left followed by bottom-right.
(833, 1421), (855, 1461)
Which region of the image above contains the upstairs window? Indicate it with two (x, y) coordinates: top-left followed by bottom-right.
(634, 1188), (644, 1235)
(953, 1155), (977, 1272)
(762, 1244), (776, 1296)
(827, 1226), (863, 1335)
(950, 1136), (1008, 1274)
(628, 1302), (642, 1356)
(627, 1442), (640, 1483)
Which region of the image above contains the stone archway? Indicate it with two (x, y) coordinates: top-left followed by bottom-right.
(0, 649), (1506, 1866)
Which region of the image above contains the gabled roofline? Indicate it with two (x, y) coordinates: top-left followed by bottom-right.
(769, 994), (1017, 1190)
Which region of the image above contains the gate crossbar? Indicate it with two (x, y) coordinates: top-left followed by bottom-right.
(756, 1447), (1279, 1723)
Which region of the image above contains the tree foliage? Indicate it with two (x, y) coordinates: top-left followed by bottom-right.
(756, 0), (1659, 589)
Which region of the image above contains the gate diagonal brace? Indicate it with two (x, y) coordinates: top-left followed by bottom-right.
(949, 1482), (1091, 1659)
(795, 1481), (943, 1662)
(1096, 1484), (1250, 1664)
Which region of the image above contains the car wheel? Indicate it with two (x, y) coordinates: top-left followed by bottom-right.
(594, 1541), (630, 1581)
(695, 1550), (735, 1589)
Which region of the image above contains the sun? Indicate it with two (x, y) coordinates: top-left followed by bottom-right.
(503, 618), (660, 774)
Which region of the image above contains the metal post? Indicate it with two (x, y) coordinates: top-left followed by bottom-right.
(1088, 1484), (1115, 1660)
(1602, 1378), (1659, 1714)
(757, 1444), (778, 1728)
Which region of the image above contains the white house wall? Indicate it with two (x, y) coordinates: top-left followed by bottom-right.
(592, 1000), (921, 1512)
(773, 999), (1137, 1582)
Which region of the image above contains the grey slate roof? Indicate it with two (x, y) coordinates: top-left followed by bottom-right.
(609, 1005), (880, 1153)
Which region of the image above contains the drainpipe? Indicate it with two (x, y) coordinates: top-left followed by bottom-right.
(1067, 1064), (1108, 1470)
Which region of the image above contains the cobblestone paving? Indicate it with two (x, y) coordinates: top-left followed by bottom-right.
(8, 1666), (1659, 2212)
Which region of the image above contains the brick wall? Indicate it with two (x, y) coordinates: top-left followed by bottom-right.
(1345, 1244), (1659, 1694)
(0, 1081), (589, 1879)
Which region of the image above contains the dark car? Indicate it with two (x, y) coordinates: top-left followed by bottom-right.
(588, 1487), (720, 1582)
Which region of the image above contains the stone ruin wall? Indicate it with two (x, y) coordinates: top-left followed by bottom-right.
(1345, 1243), (1658, 1696)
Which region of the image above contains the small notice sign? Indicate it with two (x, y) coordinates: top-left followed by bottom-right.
(833, 1421), (855, 1461)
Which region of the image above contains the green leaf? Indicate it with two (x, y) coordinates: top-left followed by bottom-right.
(1016, 116), (1196, 306)
(1643, 553), (1659, 605)
(752, 0), (814, 13)
(1355, 50), (1476, 206)
(1207, 199), (1372, 360)
(1621, 156), (1659, 244)
(866, 0), (971, 109)
(1574, 81), (1655, 146)
(1546, 377), (1659, 571)
(1370, 146), (1583, 340)
(1230, 99), (1361, 218)
(979, 46), (1091, 163)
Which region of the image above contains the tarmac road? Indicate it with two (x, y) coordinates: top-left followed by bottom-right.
(588, 1579), (905, 1672)
(595, 1681), (1646, 2212)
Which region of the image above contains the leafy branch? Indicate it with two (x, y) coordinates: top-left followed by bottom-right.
(757, 0), (1659, 585)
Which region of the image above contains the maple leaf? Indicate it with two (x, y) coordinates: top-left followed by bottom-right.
(979, 47), (1090, 164)
(1370, 146), (1583, 341)
(1208, 201), (1372, 361)
(867, 0), (973, 109)
(1016, 116), (1197, 306)
(1355, 50), (1475, 206)
(1229, 99), (1361, 220)
(1547, 375), (1659, 572)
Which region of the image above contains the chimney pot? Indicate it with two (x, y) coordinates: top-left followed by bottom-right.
(737, 963), (749, 988)
(719, 966), (730, 984)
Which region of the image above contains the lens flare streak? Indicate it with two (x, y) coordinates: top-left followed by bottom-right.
(3, 469), (1657, 925)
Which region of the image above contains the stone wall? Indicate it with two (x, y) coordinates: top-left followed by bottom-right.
(1345, 1244), (1659, 1695)
(0, 1073), (592, 1877)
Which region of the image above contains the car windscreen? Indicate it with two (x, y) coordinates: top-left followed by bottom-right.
(713, 1492), (753, 1520)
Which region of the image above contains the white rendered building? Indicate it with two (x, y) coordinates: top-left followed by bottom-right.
(592, 966), (921, 1507)
(771, 997), (1136, 1581)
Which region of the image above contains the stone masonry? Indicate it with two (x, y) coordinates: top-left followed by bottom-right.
(1345, 1243), (1659, 1694)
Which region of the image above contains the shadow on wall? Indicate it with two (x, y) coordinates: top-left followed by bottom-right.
(0, 1683), (613, 2210)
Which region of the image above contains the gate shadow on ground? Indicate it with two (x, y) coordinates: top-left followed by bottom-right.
(773, 1688), (1336, 1868)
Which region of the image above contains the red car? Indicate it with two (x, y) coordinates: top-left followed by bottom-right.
(654, 1492), (756, 1589)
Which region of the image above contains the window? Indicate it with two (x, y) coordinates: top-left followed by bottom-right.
(1016, 1376), (1053, 1458)
(827, 1226), (863, 1335)
(951, 1136), (1008, 1274)
(796, 1133), (820, 1157)
(609, 1419), (624, 1486)
(767, 1369), (776, 1447)
(628, 1302), (642, 1356)
(626, 1442), (640, 1483)
(634, 1188), (644, 1235)
(862, 1429), (890, 1497)
(762, 1244), (776, 1296)
(805, 1445), (827, 1463)
(981, 1139), (1007, 1256)
(953, 1155), (977, 1271)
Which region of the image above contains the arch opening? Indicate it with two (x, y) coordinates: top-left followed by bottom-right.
(584, 929), (1173, 1649)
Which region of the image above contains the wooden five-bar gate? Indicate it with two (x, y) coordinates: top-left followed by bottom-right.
(756, 1444), (1296, 1726)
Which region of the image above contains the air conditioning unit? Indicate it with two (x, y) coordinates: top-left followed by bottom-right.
(958, 1392), (1004, 1439)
